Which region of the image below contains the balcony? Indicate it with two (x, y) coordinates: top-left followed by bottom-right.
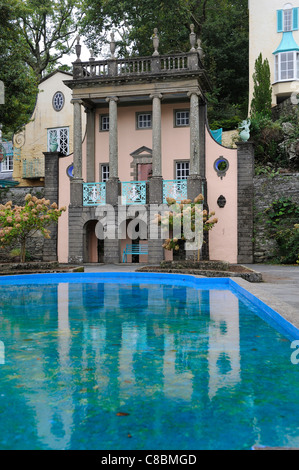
(83, 182), (106, 206)
(163, 180), (187, 203)
(68, 39), (210, 92)
(82, 180), (188, 207)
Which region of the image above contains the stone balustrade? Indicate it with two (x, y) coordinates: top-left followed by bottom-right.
(73, 53), (202, 80)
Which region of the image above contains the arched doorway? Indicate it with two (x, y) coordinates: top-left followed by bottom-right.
(119, 217), (148, 263)
(83, 220), (104, 263)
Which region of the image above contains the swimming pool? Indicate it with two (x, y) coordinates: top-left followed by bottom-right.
(0, 273), (298, 450)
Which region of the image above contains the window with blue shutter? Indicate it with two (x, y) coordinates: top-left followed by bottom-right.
(277, 9), (283, 32)
(293, 7), (299, 31)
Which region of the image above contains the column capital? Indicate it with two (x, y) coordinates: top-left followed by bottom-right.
(150, 93), (163, 100)
(187, 90), (201, 98)
(71, 98), (84, 105)
(106, 96), (119, 103)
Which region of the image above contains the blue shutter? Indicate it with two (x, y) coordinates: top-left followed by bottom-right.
(277, 10), (283, 32)
(293, 7), (298, 31)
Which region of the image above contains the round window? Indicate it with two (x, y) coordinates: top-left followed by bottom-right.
(53, 91), (65, 111)
(67, 164), (74, 179)
(214, 157), (229, 178)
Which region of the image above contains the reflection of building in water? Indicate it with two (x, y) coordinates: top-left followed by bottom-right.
(163, 331), (194, 402)
(208, 290), (241, 399)
(0, 340), (4, 364)
(2, 281), (244, 447)
(28, 282), (74, 450)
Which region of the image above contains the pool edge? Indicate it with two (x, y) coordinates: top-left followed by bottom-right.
(229, 277), (299, 340)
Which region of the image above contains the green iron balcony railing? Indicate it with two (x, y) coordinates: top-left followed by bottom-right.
(83, 182), (106, 206)
(82, 179), (188, 206)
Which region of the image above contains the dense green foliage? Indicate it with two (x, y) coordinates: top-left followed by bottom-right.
(80, 0), (249, 129)
(0, 0), (81, 136)
(15, 0), (81, 80)
(250, 53), (272, 117)
(0, 0), (38, 137)
(250, 107), (299, 170)
(265, 198), (299, 264)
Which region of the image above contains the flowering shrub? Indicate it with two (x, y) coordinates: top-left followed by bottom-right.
(0, 193), (66, 262)
(154, 194), (218, 259)
(274, 223), (299, 265)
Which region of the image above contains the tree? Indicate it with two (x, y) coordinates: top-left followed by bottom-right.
(0, 0), (38, 137)
(80, 0), (249, 127)
(15, 0), (81, 81)
(0, 193), (66, 263)
(251, 53), (272, 117)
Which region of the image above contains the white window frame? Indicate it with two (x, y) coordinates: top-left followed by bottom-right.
(136, 112), (152, 129)
(175, 110), (190, 127)
(1, 155), (13, 172)
(175, 161), (189, 180)
(284, 7), (293, 31)
(101, 164), (109, 182)
(100, 115), (109, 131)
(274, 51), (299, 81)
(47, 127), (69, 155)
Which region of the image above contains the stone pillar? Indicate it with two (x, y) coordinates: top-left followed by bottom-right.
(106, 96), (120, 206)
(151, 93), (162, 177)
(149, 93), (163, 204)
(188, 91), (200, 176)
(70, 99), (83, 206)
(236, 141), (255, 263)
(106, 96), (119, 179)
(86, 107), (95, 183)
(187, 91), (206, 201)
(43, 152), (59, 261)
(186, 93), (209, 260)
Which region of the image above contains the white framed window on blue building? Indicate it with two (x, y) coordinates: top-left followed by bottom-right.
(277, 4), (299, 32)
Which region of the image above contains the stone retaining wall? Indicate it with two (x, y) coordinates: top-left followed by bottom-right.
(0, 186), (45, 261)
(253, 173), (299, 262)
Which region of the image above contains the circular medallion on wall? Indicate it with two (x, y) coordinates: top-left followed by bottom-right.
(214, 157), (229, 179)
(67, 164), (74, 179)
(52, 91), (65, 111)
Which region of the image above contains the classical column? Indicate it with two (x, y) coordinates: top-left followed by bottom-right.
(72, 99), (83, 180)
(86, 107), (95, 182)
(187, 91), (207, 202)
(150, 93), (162, 177)
(106, 96), (120, 206)
(70, 99), (83, 206)
(106, 96), (119, 179)
(188, 91), (200, 176)
(148, 92), (163, 263)
(148, 93), (163, 205)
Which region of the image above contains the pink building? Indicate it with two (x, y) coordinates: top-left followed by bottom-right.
(45, 29), (254, 265)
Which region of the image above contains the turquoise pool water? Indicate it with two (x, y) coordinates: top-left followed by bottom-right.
(0, 273), (298, 450)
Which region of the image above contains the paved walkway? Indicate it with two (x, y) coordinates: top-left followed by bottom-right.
(235, 264), (299, 330)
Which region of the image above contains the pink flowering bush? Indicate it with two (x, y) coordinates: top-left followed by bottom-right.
(154, 193), (218, 259)
(0, 193), (66, 262)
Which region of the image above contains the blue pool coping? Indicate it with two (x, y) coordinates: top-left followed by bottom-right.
(1, 271), (299, 340)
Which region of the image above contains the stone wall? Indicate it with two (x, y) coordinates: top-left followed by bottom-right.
(253, 173), (299, 262)
(0, 186), (45, 261)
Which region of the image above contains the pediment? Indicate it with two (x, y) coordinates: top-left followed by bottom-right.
(130, 146), (152, 158)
